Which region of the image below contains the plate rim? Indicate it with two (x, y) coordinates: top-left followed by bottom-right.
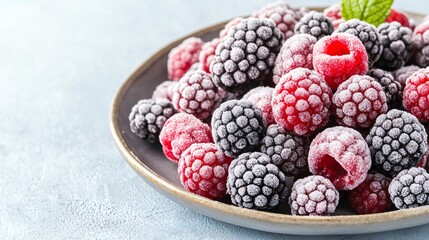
(109, 9), (429, 228)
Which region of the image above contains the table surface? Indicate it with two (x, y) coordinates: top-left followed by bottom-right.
(2, 0), (429, 239)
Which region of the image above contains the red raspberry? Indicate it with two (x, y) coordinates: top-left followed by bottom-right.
(403, 67), (429, 122)
(313, 33), (369, 90)
(219, 17), (244, 40)
(332, 75), (388, 128)
(323, 4), (345, 29)
(178, 143), (232, 199)
(272, 68), (332, 136)
(172, 70), (221, 120)
(152, 81), (178, 101)
(167, 37), (203, 81)
(272, 34), (317, 84)
(242, 87), (275, 125)
(159, 113), (212, 162)
(348, 173), (392, 214)
(385, 9), (411, 28)
(308, 126), (372, 190)
(198, 38), (220, 74)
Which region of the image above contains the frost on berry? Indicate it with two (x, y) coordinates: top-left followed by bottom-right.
(167, 37), (203, 81)
(198, 38), (221, 74)
(242, 87), (275, 125)
(308, 126), (372, 190)
(393, 65), (420, 89)
(313, 33), (368, 90)
(294, 11), (334, 40)
(152, 81), (179, 101)
(323, 4), (345, 29)
(219, 17), (244, 40)
(413, 22), (429, 68)
(367, 68), (402, 107)
(403, 67), (429, 122)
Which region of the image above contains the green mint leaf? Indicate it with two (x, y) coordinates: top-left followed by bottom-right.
(341, 0), (394, 26)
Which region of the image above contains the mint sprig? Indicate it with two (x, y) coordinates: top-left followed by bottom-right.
(341, 0), (394, 26)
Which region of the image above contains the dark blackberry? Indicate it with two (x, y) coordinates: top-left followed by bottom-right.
(211, 18), (284, 95)
(367, 68), (402, 107)
(227, 152), (288, 209)
(388, 167), (429, 209)
(129, 99), (176, 143)
(211, 100), (266, 158)
(334, 19), (382, 66)
(366, 109), (428, 176)
(294, 11), (334, 40)
(412, 22), (429, 68)
(375, 22), (413, 71)
(260, 124), (309, 176)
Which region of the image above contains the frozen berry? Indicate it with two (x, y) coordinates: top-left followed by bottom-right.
(159, 113), (212, 162)
(242, 87), (275, 125)
(375, 22), (413, 71)
(260, 124), (309, 176)
(308, 126), (372, 190)
(289, 175), (339, 216)
(152, 81), (178, 101)
(348, 173), (392, 214)
(129, 99), (175, 143)
(295, 11), (334, 40)
(366, 109), (428, 176)
(412, 22), (429, 68)
(323, 4), (345, 29)
(167, 37), (203, 81)
(386, 9), (411, 28)
(334, 19), (382, 67)
(272, 34), (317, 84)
(198, 38), (221, 73)
(227, 152), (288, 209)
(172, 70), (221, 120)
(178, 143), (232, 199)
(393, 65), (420, 88)
(219, 17), (244, 40)
(272, 68), (332, 136)
(211, 18), (284, 95)
(367, 68), (402, 107)
(313, 33), (369, 90)
(332, 75), (388, 129)
(388, 167), (429, 209)
(403, 67), (429, 122)
(211, 100), (266, 158)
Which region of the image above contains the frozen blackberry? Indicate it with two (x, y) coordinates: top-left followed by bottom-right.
(366, 109), (428, 176)
(393, 65), (420, 88)
(211, 100), (266, 158)
(367, 68), (402, 107)
(334, 19), (382, 66)
(413, 22), (429, 68)
(294, 11), (334, 40)
(260, 124), (309, 176)
(375, 22), (413, 71)
(129, 99), (175, 143)
(211, 18), (284, 95)
(227, 152), (288, 210)
(388, 167), (429, 209)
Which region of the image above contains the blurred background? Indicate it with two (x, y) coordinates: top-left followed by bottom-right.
(1, 0), (428, 239)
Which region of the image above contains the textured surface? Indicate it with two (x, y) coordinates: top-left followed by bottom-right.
(2, 0), (429, 239)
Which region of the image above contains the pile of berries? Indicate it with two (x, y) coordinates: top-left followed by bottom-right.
(128, 2), (429, 216)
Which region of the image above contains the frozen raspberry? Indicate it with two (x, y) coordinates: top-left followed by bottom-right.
(348, 173), (392, 214)
(334, 19), (382, 67)
(367, 68), (402, 107)
(313, 33), (369, 90)
(272, 68), (332, 136)
(272, 34), (317, 84)
(172, 70), (221, 120)
(167, 37), (203, 81)
(375, 22), (413, 71)
(260, 124), (309, 176)
(388, 167), (429, 209)
(403, 67), (429, 122)
(289, 175), (339, 216)
(219, 17), (244, 40)
(295, 11), (334, 40)
(211, 100), (266, 158)
(211, 18), (284, 95)
(152, 81), (178, 101)
(332, 75), (388, 128)
(393, 65), (420, 89)
(412, 22), (429, 68)
(129, 99), (175, 143)
(323, 4), (345, 29)
(198, 38), (221, 73)
(308, 126), (372, 190)
(178, 143), (232, 199)
(159, 113), (212, 162)
(385, 9), (411, 28)
(227, 152), (288, 209)
(252, 2), (303, 40)
(366, 109), (428, 176)
(242, 87), (275, 125)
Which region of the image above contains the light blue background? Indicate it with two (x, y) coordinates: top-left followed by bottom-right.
(1, 0), (429, 239)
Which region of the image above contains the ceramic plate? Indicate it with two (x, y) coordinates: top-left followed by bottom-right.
(110, 7), (429, 235)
